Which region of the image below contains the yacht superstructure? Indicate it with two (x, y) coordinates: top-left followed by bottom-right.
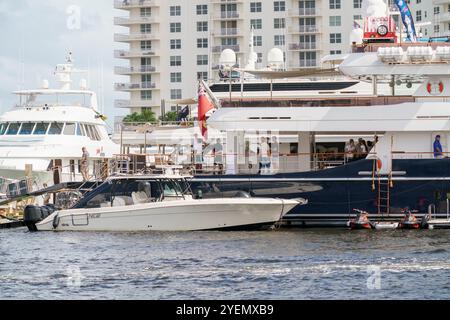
(0, 54), (119, 197)
(185, 43), (450, 226)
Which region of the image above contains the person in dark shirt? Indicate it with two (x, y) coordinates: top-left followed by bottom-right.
(434, 135), (444, 158)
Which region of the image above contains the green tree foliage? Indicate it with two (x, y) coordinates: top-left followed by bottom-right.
(123, 109), (157, 123)
(160, 111), (178, 122)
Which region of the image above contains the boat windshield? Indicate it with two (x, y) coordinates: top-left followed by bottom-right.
(17, 93), (92, 108)
(74, 178), (191, 209)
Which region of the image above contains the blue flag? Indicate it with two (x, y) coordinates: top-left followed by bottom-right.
(395, 0), (417, 42)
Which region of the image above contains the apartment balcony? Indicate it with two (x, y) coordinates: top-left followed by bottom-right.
(437, 12), (450, 22)
(115, 50), (159, 59)
(210, 0), (244, 3)
(212, 11), (241, 20)
(288, 8), (319, 17)
(433, 0), (450, 5)
(115, 99), (159, 108)
(288, 26), (320, 34)
(115, 82), (157, 91)
(212, 28), (243, 37)
(288, 43), (320, 51)
(289, 61), (318, 69)
(114, 33), (158, 42)
(212, 45), (240, 53)
(114, 0), (160, 9)
(115, 66), (158, 75)
(114, 16), (160, 26)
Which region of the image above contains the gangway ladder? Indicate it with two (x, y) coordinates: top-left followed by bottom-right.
(377, 174), (392, 216)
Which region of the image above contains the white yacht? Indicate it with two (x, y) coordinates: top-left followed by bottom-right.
(24, 170), (302, 232)
(0, 54), (119, 196)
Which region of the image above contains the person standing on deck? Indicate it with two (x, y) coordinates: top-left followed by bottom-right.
(81, 147), (90, 181)
(434, 135), (444, 159)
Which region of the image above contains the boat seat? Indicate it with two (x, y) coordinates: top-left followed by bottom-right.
(132, 191), (149, 204)
(113, 196), (134, 207)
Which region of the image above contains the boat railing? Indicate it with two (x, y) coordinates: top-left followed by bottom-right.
(391, 151), (450, 159)
(354, 42), (450, 54)
(109, 151), (354, 176)
(115, 121), (195, 133)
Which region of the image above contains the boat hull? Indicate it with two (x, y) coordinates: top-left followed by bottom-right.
(35, 198), (298, 232)
(191, 158), (450, 227)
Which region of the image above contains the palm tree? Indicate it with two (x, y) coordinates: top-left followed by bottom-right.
(123, 109), (157, 123)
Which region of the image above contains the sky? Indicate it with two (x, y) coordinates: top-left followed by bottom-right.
(0, 0), (127, 127)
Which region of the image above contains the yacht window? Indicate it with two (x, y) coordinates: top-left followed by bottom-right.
(76, 123), (83, 136)
(63, 123), (76, 135)
(6, 123), (21, 135)
(48, 122), (64, 135)
(91, 126), (101, 141)
(19, 123), (35, 135)
(0, 123), (8, 135)
(79, 123), (86, 136)
(84, 125), (94, 140)
(33, 123), (50, 135)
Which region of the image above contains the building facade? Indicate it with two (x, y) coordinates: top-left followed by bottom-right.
(114, 0), (448, 117)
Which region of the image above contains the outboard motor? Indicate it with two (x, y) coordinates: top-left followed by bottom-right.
(24, 205), (42, 232)
(23, 205), (58, 232)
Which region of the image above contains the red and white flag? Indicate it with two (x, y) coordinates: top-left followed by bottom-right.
(198, 83), (214, 140)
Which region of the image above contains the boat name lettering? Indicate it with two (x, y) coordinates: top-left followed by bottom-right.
(89, 213), (101, 219)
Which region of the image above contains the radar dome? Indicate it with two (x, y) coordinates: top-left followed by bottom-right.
(267, 48), (284, 68)
(219, 49), (237, 68)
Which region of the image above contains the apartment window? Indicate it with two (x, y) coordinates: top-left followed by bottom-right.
(170, 89), (182, 100)
(329, 0), (341, 9)
(141, 75), (152, 86)
(330, 33), (342, 43)
(329, 16), (341, 27)
(257, 53), (263, 63)
(330, 50), (342, 55)
(353, 0), (362, 9)
(141, 91), (152, 100)
(250, 2), (262, 12)
(435, 25), (440, 33)
(300, 35), (316, 49)
(250, 19), (262, 29)
(197, 38), (208, 48)
(197, 55), (208, 66)
(434, 7), (440, 15)
(416, 10), (422, 22)
(274, 18), (285, 29)
(300, 52), (316, 67)
(170, 56), (182, 67)
(222, 37), (237, 45)
(170, 72), (182, 83)
(197, 21), (208, 32)
(170, 39), (181, 49)
(274, 1), (285, 12)
(140, 8), (151, 17)
(253, 36), (262, 46)
(170, 6), (181, 16)
(353, 14), (362, 21)
(141, 57), (152, 66)
(141, 40), (152, 50)
(170, 22), (181, 33)
(140, 24), (151, 33)
(274, 35), (285, 46)
(196, 4), (208, 15)
(197, 72), (208, 81)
